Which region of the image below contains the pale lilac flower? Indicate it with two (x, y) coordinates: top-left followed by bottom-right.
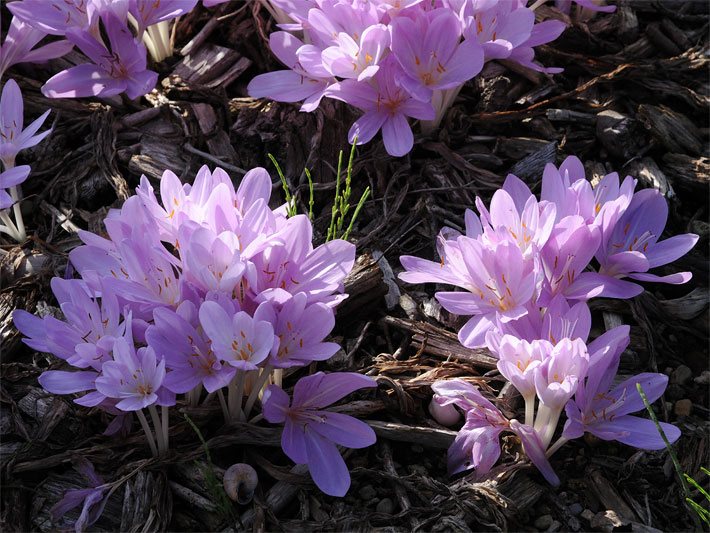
(129, 0), (199, 35)
(306, 0), (380, 49)
(431, 379), (508, 476)
(391, 8), (484, 102)
(147, 302), (234, 393)
(95, 337), (174, 411)
(0, 17), (74, 78)
(254, 293), (340, 368)
(0, 79), (52, 167)
(247, 32), (332, 112)
(180, 227), (246, 294)
(533, 337), (588, 447)
(7, 0), (120, 35)
(508, 419), (559, 485)
(327, 58), (436, 156)
(50, 457), (109, 532)
(507, 19), (566, 73)
(564, 325), (680, 450)
(262, 372), (377, 496)
(321, 24), (390, 81)
(13, 278), (124, 370)
(463, 3), (536, 61)
(0, 166), (30, 209)
(492, 335), (545, 401)
(42, 12), (158, 99)
(596, 188), (698, 295)
(405, 237), (537, 348)
(199, 301), (275, 371)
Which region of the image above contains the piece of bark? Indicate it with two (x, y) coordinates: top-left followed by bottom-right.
(381, 316), (499, 370)
(338, 254), (387, 321)
(189, 103), (238, 165)
(637, 104), (703, 155)
(661, 153), (709, 192)
(588, 468), (639, 523)
(596, 110), (645, 160)
(366, 420), (456, 449)
(174, 44), (243, 86)
(623, 157), (675, 199)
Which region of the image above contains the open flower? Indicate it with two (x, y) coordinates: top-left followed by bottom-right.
(0, 17), (74, 78)
(0, 79), (52, 168)
(42, 12), (157, 99)
(262, 372), (377, 496)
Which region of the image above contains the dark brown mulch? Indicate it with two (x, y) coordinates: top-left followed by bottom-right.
(1, 1), (708, 531)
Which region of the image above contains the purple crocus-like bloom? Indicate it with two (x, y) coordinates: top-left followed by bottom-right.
(431, 379), (560, 484)
(128, 0), (199, 35)
(42, 12), (158, 99)
(563, 325), (680, 449)
(463, 3), (536, 61)
(328, 57), (435, 157)
(507, 18), (566, 74)
(254, 293), (340, 368)
(0, 17), (74, 78)
(391, 8), (484, 102)
(262, 372), (377, 496)
(199, 301), (275, 371)
(596, 188), (698, 296)
(50, 457), (109, 532)
(7, 0), (119, 36)
(0, 166), (30, 209)
(533, 338), (588, 412)
(13, 278), (124, 370)
(147, 302), (234, 394)
(0, 79), (52, 167)
(247, 32), (332, 112)
(321, 24), (390, 81)
(492, 335), (545, 401)
(95, 337), (174, 411)
(432, 379), (508, 476)
(404, 236), (538, 348)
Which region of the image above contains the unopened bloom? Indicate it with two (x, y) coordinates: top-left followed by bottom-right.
(262, 372), (377, 496)
(0, 79), (52, 167)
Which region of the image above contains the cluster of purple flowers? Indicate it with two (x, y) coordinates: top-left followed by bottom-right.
(247, 0), (613, 157)
(14, 165), (376, 496)
(0, 79), (52, 242)
(400, 156), (697, 483)
(3, 0), (229, 99)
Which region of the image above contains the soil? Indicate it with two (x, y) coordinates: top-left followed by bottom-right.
(1, 1), (708, 532)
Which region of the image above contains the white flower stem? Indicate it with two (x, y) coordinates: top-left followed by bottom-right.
(0, 222), (20, 240)
(217, 389), (230, 422)
(524, 394), (536, 428)
(8, 186), (25, 241)
(528, 0), (548, 11)
(136, 409), (159, 457)
(546, 436), (568, 458)
(534, 404), (562, 449)
(243, 364), (273, 419)
(148, 404), (166, 455)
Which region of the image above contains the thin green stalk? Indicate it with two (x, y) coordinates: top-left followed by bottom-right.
(327, 149), (344, 241)
(304, 167), (314, 222)
(268, 153), (296, 217)
(342, 186), (370, 240)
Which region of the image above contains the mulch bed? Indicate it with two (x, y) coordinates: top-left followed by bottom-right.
(1, 1), (708, 531)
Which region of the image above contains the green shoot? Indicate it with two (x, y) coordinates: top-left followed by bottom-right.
(267, 153), (297, 218)
(685, 468), (710, 526)
(635, 383), (703, 528)
(304, 167), (315, 222)
(183, 413), (234, 519)
(326, 138), (369, 242)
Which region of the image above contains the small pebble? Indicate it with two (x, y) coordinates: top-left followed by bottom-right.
(376, 498), (395, 514)
(358, 485), (376, 500)
(568, 503), (583, 516)
(695, 370), (710, 385)
(568, 516), (581, 531)
(671, 365), (692, 386)
(580, 509), (595, 522)
(534, 514), (554, 530)
(547, 520), (562, 532)
(674, 399), (693, 417)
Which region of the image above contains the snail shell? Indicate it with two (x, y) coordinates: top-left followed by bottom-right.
(223, 463), (258, 505)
